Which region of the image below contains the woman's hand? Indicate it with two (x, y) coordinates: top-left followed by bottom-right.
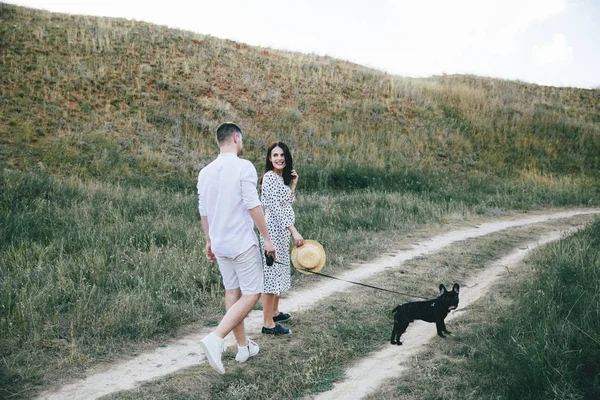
(293, 232), (304, 247)
(290, 169), (299, 190)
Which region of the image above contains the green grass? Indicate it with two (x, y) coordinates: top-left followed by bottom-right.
(96, 215), (595, 399)
(1, 3), (600, 398)
(367, 217), (600, 400)
(0, 170), (221, 397)
(301, 164), (598, 210)
(465, 219), (600, 399)
(1, 168), (597, 398)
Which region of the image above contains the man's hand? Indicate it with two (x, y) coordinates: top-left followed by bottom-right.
(205, 242), (216, 263)
(248, 206), (277, 261)
(200, 216), (215, 263)
(264, 239), (276, 261)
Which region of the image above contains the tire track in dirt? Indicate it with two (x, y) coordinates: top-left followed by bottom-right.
(308, 230), (569, 400)
(38, 209), (599, 400)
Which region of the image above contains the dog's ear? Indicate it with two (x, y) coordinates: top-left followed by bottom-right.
(452, 283), (460, 293)
(439, 284), (447, 294)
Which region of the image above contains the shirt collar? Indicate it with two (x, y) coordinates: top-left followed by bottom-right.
(218, 152), (238, 158)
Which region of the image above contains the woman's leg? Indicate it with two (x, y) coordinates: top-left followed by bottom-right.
(272, 295), (280, 317)
(262, 293), (276, 328)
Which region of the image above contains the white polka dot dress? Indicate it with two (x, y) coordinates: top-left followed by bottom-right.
(259, 170), (295, 295)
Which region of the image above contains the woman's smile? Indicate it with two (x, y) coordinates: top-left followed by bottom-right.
(270, 146), (286, 171)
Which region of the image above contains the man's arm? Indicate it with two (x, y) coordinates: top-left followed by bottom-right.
(248, 206), (276, 259)
(201, 216), (216, 263)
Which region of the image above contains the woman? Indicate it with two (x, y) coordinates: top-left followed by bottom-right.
(259, 141), (304, 335)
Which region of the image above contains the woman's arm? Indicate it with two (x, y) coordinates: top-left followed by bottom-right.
(288, 225), (304, 247)
(290, 169), (299, 200)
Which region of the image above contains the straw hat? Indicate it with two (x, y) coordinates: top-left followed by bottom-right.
(291, 240), (326, 274)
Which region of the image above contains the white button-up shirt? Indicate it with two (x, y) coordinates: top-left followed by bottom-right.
(197, 153), (262, 258)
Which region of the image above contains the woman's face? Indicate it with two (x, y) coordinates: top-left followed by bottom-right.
(269, 146), (286, 171)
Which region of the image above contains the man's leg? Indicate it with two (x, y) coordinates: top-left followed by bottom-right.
(201, 255), (241, 374)
(202, 245), (262, 373)
(202, 290), (259, 374)
(218, 244), (263, 340)
(224, 288), (244, 344)
(215, 289), (260, 346)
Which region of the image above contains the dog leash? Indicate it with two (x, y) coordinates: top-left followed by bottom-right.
(267, 254), (429, 299)
(302, 269), (430, 299)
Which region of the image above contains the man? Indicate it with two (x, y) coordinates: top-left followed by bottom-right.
(197, 122), (276, 374)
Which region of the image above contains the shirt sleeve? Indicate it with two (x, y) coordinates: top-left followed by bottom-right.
(241, 162), (262, 210)
(197, 171), (207, 216)
(262, 172), (295, 229)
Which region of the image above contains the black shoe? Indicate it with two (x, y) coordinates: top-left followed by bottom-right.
(262, 323), (292, 335)
(273, 312), (291, 323)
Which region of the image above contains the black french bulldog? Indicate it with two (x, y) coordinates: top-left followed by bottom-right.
(391, 283), (460, 345)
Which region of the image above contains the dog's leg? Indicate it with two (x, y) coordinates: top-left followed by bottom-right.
(394, 318), (409, 345)
(435, 319), (446, 338)
(391, 323), (398, 345)
(441, 319), (452, 335)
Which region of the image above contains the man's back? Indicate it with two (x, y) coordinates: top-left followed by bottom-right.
(197, 153), (261, 258)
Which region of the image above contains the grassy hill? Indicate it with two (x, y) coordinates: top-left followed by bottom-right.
(1, 3), (599, 190)
(1, 3), (599, 398)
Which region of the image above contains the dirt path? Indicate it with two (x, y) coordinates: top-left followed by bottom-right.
(308, 230), (567, 400)
(37, 209), (599, 400)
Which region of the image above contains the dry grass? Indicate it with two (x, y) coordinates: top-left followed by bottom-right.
(1, 3), (599, 184)
(1, 3), (600, 398)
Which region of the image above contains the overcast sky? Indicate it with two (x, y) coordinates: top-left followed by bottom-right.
(6, 0), (600, 89)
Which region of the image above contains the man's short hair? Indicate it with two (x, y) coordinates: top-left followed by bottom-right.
(216, 122), (242, 145)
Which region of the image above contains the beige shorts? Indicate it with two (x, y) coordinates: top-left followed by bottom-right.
(216, 245), (264, 295)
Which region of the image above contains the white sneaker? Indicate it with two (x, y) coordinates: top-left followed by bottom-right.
(235, 339), (259, 363)
(200, 333), (226, 374)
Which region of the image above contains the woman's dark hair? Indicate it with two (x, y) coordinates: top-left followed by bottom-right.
(260, 141), (293, 186)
